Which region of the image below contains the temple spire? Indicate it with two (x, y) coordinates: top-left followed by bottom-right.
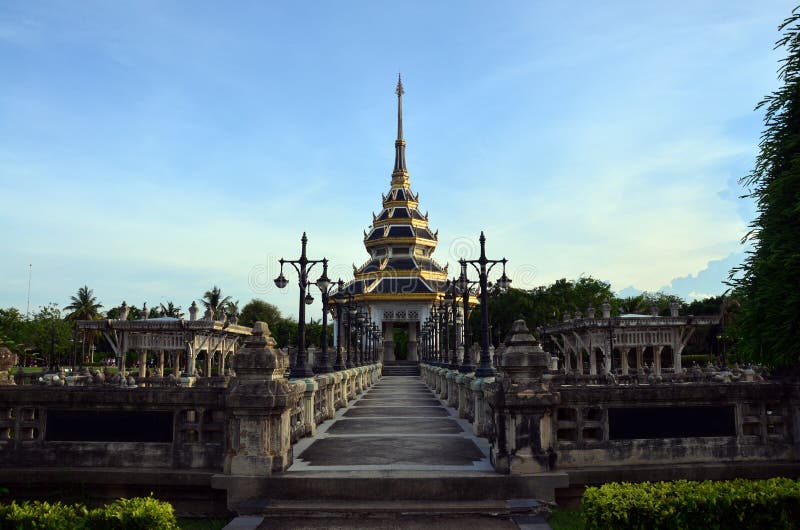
(392, 73), (408, 186)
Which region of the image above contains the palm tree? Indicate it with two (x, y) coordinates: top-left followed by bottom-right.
(200, 286), (231, 318)
(64, 285), (103, 367)
(64, 286), (103, 321)
(159, 301), (184, 318)
(225, 300), (240, 320)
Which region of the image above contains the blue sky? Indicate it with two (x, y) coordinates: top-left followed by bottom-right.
(0, 1), (793, 318)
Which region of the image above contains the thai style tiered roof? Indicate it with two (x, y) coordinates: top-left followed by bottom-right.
(345, 76), (447, 302)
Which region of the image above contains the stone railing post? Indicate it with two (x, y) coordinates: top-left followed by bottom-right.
(487, 319), (561, 474)
(300, 378), (319, 436)
(224, 321), (293, 475)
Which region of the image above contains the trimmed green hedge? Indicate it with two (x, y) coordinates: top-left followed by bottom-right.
(583, 478), (800, 530)
(0, 497), (178, 529)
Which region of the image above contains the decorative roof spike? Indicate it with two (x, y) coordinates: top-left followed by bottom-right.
(392, 74), (408, 184)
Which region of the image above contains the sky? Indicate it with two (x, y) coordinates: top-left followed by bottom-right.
(0, 1), (794, 319)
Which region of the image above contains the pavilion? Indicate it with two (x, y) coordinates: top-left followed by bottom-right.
(542, 301), (720, 376)
(339, 76), (450, 362)
(77, 300), (251, 381)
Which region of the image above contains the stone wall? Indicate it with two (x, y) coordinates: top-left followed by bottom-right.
(0, 321), (382, 514)
(422, 319), (800, 478)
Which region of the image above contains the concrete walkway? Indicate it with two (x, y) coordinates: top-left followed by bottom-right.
(290, 376), (494, 472)
(224, 376), (553, 530)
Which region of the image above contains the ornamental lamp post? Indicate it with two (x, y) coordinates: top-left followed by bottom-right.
(331, 279), (347, 371)
(371, 322), (379, 363)
(274, 232), (328, 379)
(346, 298), (358, 368)
(438, 298), (449, 368)
(429, 305), (438, 364)
(446, 279), (460, 369)
(314, 263), (334, 374)
(459, 231), (511, 378)
(456, 264), (477, 373)
(355, 309), (365, 366)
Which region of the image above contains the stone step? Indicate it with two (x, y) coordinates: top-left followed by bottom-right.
(256, 499), (551, 528)
(216, 472), (569, 515)
(381, 366), (421, 376)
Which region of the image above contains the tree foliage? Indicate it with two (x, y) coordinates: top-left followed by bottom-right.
(200, 286), (231, 317)
(731, 7), (800, 367)
(64, 285), (103, 321)
(239, 299), (283, 329)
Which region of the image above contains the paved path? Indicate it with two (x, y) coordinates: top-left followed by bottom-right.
(239, 376), (553, 530)
(290, 376), (494, 472)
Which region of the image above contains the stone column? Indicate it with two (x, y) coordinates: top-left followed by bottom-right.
(206, 350), (213, 378)
(654, 346), (664, 375)
(219, 351), (226, 376)
(158, 350), (165, 377)
(138, 350), (148, 380)
(407, 322), (418, 361)
(589, 349), (597, 375)
(621, 347), (629, 375)
(187, 344), (196, 376)
(383, 322), (395, 362)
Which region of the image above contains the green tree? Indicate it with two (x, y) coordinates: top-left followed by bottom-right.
(106, 304), (141, 320)
(471, 277), (616, 344)
(0, 308), (25, 348)
(64, 286), (103, 360)
(64, 285), (103, 321)
(225, 300), (240, 320)
(200, 286), (231, 318)
(239, 299), (283, 329)
(159, 301), (184, 318)
(731, 8), (800, 367)
(28, 304), (72, 368)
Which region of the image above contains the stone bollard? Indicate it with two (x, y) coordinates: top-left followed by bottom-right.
(487, 319), (560, 474)
(224, 321), (294, 475)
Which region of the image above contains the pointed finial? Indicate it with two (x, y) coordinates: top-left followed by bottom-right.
(392, 73), (408, 182)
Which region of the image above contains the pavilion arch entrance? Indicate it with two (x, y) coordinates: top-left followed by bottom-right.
(393, 326), (409, 360)
(381, 319), (420, 363)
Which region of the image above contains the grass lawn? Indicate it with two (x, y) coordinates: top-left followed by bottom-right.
(548, 508), (585, 530)
(177, 518), (229, 530)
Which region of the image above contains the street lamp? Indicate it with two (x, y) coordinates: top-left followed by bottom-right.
(274, 232), (329, 379)
(437, 298), (450, 368)
(331, 280), (347, 371)
(346, 299), (358, 368)
(314, 263), (334, 374)
(456, 264), (478, 373)
(444, 279), (461, 369)
(430, 305), (439, 365)
(459, 232), (511, 378)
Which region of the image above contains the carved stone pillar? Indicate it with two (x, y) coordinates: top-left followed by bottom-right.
(487, 320), (560, 475)
(407, 322), (418, 361)
(224, 321), (293, 476)
(383, 322), (395, 362)
(621, 347), (629, 375)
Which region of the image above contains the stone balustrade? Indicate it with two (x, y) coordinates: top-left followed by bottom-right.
(422, 319), (800, 477)
(0, 321), (381, 478)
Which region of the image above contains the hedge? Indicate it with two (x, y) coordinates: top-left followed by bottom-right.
(0, 497), (178, 529)
(583, 478), (800, 530)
